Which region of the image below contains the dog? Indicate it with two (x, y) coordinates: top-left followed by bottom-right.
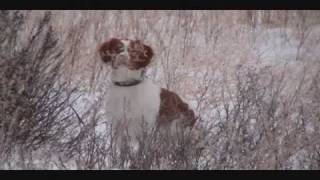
(98, 38), (196, 145)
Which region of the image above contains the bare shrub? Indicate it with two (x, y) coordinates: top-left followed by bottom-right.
(1, 10), (320, 170)
(0, 10), (79, 168)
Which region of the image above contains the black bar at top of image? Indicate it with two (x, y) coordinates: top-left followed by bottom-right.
(1, 0), (320, 10)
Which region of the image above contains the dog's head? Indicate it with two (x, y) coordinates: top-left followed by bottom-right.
(98, 38), (154, 83)
(99, 38), (154, 70)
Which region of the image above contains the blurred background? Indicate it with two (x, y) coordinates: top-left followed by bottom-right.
(1, 10), (320, 169)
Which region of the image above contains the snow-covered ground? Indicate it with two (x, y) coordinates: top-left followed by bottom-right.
(3, 10), (320, 169)
(69, 19), (320, 169)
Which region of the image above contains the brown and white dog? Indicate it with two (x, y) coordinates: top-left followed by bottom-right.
(99, 38), (196, 144)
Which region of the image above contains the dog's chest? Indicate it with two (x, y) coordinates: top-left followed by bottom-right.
(107, 79), (161, 127)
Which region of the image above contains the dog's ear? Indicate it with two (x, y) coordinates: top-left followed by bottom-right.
(130, 40), (154, 68)
(98, 38), (121, 63)
(141, 43), (154, 63)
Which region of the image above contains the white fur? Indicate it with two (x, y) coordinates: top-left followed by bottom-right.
(106, 78), (161, 141)
(121, 40), (130, 50)
(118, 39), (130, 59)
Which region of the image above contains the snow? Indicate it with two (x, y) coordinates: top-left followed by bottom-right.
(285, 149), (311, 170)
(4, 10), (320, 170)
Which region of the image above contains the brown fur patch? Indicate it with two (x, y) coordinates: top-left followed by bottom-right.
(98, 38), (123, 63)
(157, 88), (196, 127)
(128, 40), (154, 69)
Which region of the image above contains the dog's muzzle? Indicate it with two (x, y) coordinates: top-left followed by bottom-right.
(112, 54), (129, 68)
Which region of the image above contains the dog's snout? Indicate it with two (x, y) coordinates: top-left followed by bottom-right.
(117, 54), (128, 61)
(111, 54), (129, 68)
